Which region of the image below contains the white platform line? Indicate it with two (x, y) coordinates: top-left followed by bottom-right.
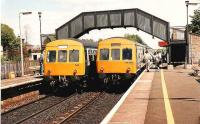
(101, 70), (145, 124)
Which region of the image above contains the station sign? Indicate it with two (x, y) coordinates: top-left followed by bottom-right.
(159, 41), (168, 47)
(58, 45), (68, 49)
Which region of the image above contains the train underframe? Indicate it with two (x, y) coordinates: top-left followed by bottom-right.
(98, 73), (136, 86)
(43, 75), (89, 92)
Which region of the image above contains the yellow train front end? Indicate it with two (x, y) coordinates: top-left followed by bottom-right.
(43, 39), (85, 88)
(96, 37), (137, 84)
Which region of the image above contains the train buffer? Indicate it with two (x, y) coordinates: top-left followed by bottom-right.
(1, 75), (43, 90)
(102, 68), (200, 124)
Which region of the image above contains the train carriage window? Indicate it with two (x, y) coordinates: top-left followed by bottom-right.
(69, 50), (79, 62)
(123, 48), (132, 60)
(47, 50), (56, 62)
(111, 49), (120, 60)
(58, 50), (67, 62)
(100, 49), (109, 60)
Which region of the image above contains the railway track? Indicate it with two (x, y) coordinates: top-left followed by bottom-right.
(1, 91), (101, 124)
(52, 92), (102, 124)
(2, 87), (132, 124)
(14, 94), (77, 124)
(65, 89), (125, 124)
(1, 93), (74, 124)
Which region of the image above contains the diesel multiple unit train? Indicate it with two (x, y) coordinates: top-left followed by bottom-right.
(43, 37), (149, 89)
(43, 39), (97, 89)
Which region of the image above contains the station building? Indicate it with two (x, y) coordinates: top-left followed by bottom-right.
(169, 28), (200, 65)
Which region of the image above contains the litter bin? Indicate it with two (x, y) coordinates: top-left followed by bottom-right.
(8, 72), (15, 79)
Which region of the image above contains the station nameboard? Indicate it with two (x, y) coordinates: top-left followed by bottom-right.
(159, 41), (169, 47)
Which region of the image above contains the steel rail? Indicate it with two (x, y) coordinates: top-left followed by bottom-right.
(14, 93), (77, 124)
(52, 92), (103, 124)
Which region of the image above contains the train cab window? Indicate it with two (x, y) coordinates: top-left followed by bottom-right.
(123, 48), (132, 60)
(69, 50), (79, 62)
(47, 50), (56, 62)
(100, 49), (109, 60)
(58, 50), (67, 62)
(111, 49), (120, 60)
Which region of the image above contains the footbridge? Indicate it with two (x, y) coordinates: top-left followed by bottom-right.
(56, 8), (170, 42)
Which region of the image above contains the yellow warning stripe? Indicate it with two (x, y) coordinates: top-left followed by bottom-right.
(161, 69), (175, 124)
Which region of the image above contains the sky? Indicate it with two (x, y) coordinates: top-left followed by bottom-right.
(1, 0), (200, 49)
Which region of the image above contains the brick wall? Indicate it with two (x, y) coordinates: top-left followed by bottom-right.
(190, 33), (200, 64)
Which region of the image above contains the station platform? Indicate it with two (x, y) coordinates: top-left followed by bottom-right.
(102, 69), (200, 124)
(1, 75), (43, 90)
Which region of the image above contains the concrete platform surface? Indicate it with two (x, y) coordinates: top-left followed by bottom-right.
(1, 75), (43, 90)
(145, 69), (200, 124)
(102, 68), (200, 124)
(101, 70), (154, 124)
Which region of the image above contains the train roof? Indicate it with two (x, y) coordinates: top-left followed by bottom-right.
(46, 38), (97, 48)
(98, 37), (137, 45)
(99, 37), (151, 49)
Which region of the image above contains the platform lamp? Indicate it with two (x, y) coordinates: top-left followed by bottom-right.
(38, 12), (42, 53)
(19, 12), (32, 76)
(185, 1), (199, 65)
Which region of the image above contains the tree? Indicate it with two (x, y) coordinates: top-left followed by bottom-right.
(189, 9), (200, 35)
(98, 38), (103, 41)
(43, 34), (56, 45)
(124, 34), (146, 45)
(28, 49), (32, 56)
(1, 24), (20, 61)
(1, 24), (16, 50)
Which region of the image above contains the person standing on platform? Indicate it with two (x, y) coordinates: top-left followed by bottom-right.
(155, 51), (162, 70)
(144, 50), (152, 72)
(39, 53), (44, 75)
(161, 51), (166, 67)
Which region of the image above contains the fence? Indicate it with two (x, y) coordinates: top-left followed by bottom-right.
(1, 60), (40, 79)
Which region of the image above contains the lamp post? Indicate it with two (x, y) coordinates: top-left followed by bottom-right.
(38, 12), (42, 53)
(19, 12), (32, 76)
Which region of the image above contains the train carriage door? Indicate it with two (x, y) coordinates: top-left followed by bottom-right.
(85, 48), (97, 75)
(122, 44), (136, 73)
(68, 45), (83, 75)
(44, 48), (57, 75)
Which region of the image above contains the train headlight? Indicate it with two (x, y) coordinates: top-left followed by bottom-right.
(73, 69), (77, 75)
(100, 67), (104, 73)
(127, 68), (131, 73)
(48, 70), (51, 75)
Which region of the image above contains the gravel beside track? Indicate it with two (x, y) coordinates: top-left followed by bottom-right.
(13, 92), (94, 124)
(64, 92), (123, 124)
(19, 92), (97, 124)
(1, 95), (68, 124)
